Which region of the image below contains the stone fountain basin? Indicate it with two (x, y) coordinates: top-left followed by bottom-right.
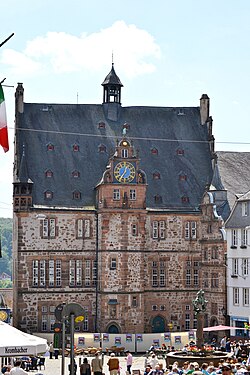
(166, 351), (231, 367)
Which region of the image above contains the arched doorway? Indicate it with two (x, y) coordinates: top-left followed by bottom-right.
(151, 315), (166, 333)
(107, 323), (120, 333)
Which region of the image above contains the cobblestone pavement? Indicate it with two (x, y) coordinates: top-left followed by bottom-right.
(33, 354), (166, 375)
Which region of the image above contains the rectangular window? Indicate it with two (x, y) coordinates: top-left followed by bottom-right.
(211, 273), (218, 288)
(185, 222), (190, 239)
(232, 229), (238, 247)
(76, 260), (82, 286)
(152, 268), (158, 287)
(242, 202), (248, 216)
(232, 258), (239, 275)
(77, 219), (83, 238)
(40, 260), (46, 287)
(122, 149), (128, 158)
(153, 221), (158, 239)
(41, 315), (47, 332)
(92, 260), (97, 286)
(242, 229), (248, 246)
(243, 288), (249, 306)
(131, 224), (138, 236)
(110, 258), (117, 270)
(191, 222), (197, 239)
(56, 260), (61, 287)
(50, 315), (55, 332)
(203, 272), (209, 288)
(185, 314), (190, 331)
(41, 306), (47, 313)
(233, 287), (239, 305)
(83, 309), (88, 331)
(129, 189), (136, 200)
(33, 260), (39, 287)
(69, 260), (75, 286)
(85, 260), (91, 286)
(211, 247), (218, 259)
(113, 189), (120, 200)
(159, 267), (166, 287)
(186, 269), (191, 286)
(242, 258), (249, 276)
(42, 218), (56, 238)
(49, 260), (54, 287)
(194, 269), (199, 286)
(132, 296), (137, 307)
(159, 221), (165, 239)
(84, 219), (91, 238)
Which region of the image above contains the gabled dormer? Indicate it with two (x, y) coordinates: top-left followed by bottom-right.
(95, 136), (147, 209)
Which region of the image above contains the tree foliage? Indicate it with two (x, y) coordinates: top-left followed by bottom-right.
(0, 218), (12, 286)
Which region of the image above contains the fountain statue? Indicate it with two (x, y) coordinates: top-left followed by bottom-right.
(192, 289), (208, 348)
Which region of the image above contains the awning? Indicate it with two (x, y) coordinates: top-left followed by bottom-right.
(203, 325), (246, 331)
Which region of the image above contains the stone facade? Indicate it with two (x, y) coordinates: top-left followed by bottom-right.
(12, 65), (227, 334)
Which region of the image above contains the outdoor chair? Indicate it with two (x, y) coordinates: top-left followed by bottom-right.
(37, 357), (45, 370)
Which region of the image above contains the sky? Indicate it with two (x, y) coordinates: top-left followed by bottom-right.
(1, 0), (250, 218)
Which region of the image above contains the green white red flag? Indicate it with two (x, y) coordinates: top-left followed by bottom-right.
(0, 84), (9, 152)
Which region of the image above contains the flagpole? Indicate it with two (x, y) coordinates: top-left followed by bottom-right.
(0, 33), (14, 48)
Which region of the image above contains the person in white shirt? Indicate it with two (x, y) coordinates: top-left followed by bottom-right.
(148, 354), (158, 370)
(10, 361), (28, 375)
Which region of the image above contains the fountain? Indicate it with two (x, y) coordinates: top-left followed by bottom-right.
(166, 290), (230, 367)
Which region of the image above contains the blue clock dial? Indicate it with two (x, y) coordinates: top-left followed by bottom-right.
(114, 162), (136, 183)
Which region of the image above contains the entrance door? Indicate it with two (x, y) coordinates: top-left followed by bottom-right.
(152, 315), (165, 333)
(108, 324), (119, 333)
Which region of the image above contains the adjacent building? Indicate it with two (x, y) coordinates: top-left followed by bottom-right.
(12, 65), (227, 334)
(225, 190), (250, 336)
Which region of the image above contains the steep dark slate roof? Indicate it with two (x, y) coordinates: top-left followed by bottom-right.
(102, 64), (123, 87)
(217, 151), (250, 209)
(225, 189), (250, 228)
(16, 101), (213, 211)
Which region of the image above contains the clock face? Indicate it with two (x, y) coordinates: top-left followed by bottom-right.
(114, 161), (136, 183)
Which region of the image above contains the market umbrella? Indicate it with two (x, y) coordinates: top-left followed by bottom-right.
(0, 321), (48, 357)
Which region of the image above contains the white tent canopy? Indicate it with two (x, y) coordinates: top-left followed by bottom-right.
(0, 321), (48, 357)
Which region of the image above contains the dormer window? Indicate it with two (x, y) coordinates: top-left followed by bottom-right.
(73, 191), (81, 200)
(151, 148), (158, 155)
(44, 190), (53, 200)
(176, 149), (184, 156)
(73, 144), (79, 152)
(179, 174), (187, 181)
(153, 171), (161, 180)
(98, 144), (107, 153)
(154, 194), (162, 203)
(47, 143), (54, 151)
(98, 121), (106, 129)
(182, 196), (189, 203)
(72, 170), (80, 178)
(45, 170), (53, 178)
(123, 123), (130, 131)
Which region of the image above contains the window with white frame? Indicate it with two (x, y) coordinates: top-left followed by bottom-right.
(186, 268), (191, 286)
(85, 260), (91, 286)
(76, 219), (91, 238)
(185, 221), (197, 239)
(56, 260), (61, 286)
(242, 202), (248, 216)
(40, 260), (46, 286)
(159, 264), (166, 287)
(231, 229), (238, 247)
(50, 315), (55, 331)
(152, 220), (165, 239)
(92, 261), (97, 286)
(132, 296), (137, 307)
(69, 260), (75, 286)
(41, 306), (47, 313)
(42, 218), (56, 238)
(49, 260), (54, 287)
(194, 269), (199, 286)
(241, 229), (248, 246)
(243, 288), (249, 306)
(242, 258), (249, 276)
(152, 268), (158, 287)
(33, 260), (39, 287)
(233, 287), (239, 305)
(113, 189), (120, 200)
(129, 189), (136, 200)
(76, 260), (82, 286)
(232, 258), (239, 275)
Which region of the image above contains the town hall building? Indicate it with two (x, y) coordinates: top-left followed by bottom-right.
(12, 64), (227, 334)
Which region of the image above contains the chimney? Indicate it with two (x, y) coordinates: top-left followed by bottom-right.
(200, 94), (210, 125)
(15, 83), (24, 114)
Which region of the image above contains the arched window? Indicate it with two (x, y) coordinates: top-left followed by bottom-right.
(153, 171), (161, 180)
(73, 144), (79, 152)
(73, 191), (81, 200)
(151, 148), (158, 155)
(45, 170), (53, 178)
(98, 121), (106, 129)
(72, 170), (80, 178)
(47, 143), (54, 151)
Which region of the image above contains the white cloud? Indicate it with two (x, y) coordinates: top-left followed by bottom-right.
(1, 21), (161, 78)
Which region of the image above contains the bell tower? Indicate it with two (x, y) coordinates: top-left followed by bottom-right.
(102, 63), (123, 104)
